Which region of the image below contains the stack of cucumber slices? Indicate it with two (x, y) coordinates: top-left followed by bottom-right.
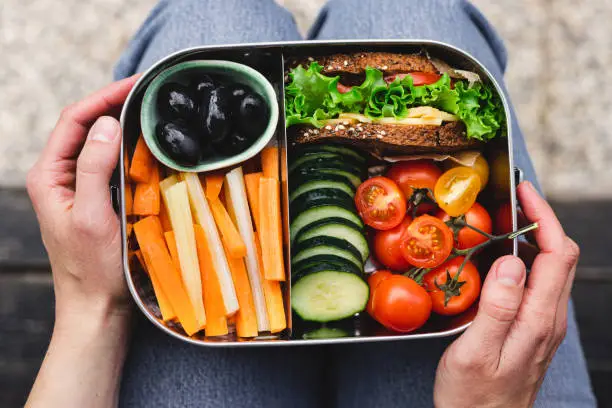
(289, 145), (370, 323)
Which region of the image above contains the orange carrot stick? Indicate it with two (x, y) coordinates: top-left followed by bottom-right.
(125, 183), (133, 216)
(129, 136), (155, 183)
(134, 249), (147, 275)
(126, 223), (133, 239)
(223, 244), (258, 337)
(159, 201), (172, 232)
(254, 237), (286, 333)
(194, 225), (229, 337)
(133, 163), (160, 215)
(209, 198), (247, 258)
(134, 216), (204, 335)
(164, 231), (181, 271)
(205, 173), (224, 201)
(259, 177), (285, 281)
(244, 172), (262, 233)
(261, 147), (279, 180)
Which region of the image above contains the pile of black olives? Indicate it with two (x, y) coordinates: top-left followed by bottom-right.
(155, 74), (270, 166)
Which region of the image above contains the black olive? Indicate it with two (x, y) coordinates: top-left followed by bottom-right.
(156, 122), (201, 166)
(157, 82), (198, 121)
(203, 86), (233, 143)
(214, 130), (251, 156)
(191, 75), (216, 96)
(237, 92), (269, 139)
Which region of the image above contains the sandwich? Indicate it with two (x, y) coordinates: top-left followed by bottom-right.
(284, 52), (505, 155)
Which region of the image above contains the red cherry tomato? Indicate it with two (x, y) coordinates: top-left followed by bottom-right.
(372, 216), (413, 271)
(384, 72), (442, 86)
(436, 203), (493, 249)
(369, 275), (432, 333)
(355, 177), (407, 230)
(494, 202), (513, 235)
(385, 160), (442, 199)
(423, 257), (481, 316)
(366, 270), (393, 316)
(400, 215), (454, 268)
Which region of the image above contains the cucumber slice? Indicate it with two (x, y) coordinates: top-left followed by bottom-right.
(292, 160), (364, 179)
(289, 173), (357, 192)
(292, 256), (363, 280)
(295, 169), (362, 188)
(302, 327), (349, 339)
(290, 189), (355, 216)
(296, 220), (369, 263)
(290, 207), (363, 242)
(294, 144), (367, 165)
(292, 236), (363, 270)
(290, 197), (357, 221)
(289, 180), (355, 203)
(288, 152), (343, 173)
(292, 271), (369, 322)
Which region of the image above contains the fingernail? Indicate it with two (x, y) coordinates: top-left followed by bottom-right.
(497, 257), (525, 287)
(89, 116), (119, 143)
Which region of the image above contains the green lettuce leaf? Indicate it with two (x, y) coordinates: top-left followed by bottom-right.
(284, 62), (505, 141)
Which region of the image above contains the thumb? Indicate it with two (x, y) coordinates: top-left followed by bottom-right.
(72, 116), (121, 232)
(459, 256), (526, 358)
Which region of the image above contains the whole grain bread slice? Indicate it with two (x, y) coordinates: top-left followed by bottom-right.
(289, 122), (481, 156)
(287, 52), (439, 77)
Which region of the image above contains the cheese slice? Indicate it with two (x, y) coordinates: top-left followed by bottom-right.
(328, 107), (459, 127)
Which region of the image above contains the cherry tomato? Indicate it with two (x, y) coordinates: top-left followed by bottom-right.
(490, 152), (511, 197)
(355, 177), (407, 230)
(434, 167), (481, 217)
(436, 203), (492, 249)
(369, 275), (432, 333)
(386, 160), (442, 199)
(423, 257), (481, 316)
(373, 216), (413, 270)
(400, 215), (454, 268)
(384, 72), (442, 86)
(366, 270), (393, 316)
(444, 156), (489, 191)
(494, 202), (513, 235)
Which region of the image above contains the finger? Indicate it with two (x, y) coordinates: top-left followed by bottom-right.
(39, 74), (139, 168)
(71, 116), (122, 236)
(517, 241), (539, 269)
(517, 181), (573, 311)
(516, 207), (538, 246)
(554, 238), (580, 343)
(456, 256), (526, 364)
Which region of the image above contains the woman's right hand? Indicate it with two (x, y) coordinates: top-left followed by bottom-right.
(434, 181), (580, 407)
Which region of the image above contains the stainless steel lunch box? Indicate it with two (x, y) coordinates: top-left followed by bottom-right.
(118, 40), (520, 347)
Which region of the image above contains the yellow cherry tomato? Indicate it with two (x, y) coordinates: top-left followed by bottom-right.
(434, 167), (481, 217)
(444, 155), (489, 191)
(490, 152), (511, 197)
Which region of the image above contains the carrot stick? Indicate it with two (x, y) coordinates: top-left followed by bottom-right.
(194, 225), (229, 337)
(125, 183), (133, 215)
(223, 243), (258, 337)
(129, 136), (155, 183)
(134, 216), (204, 335)
(259, 177), (285, 281)
(133, 163), (160, 215)
(261, 147), (279, 180)
(209, 198), (247, 258)
(254, 236), (286, 333)
(159, 201), (173, 232)
(204, 173), (224, 201)
(244, 172), (262, 233)
(126, 223), (133, 239)
(134, 249), (147, 275)
(164, 231), (181, 271)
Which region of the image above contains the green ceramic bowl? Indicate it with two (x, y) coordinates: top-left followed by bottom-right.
(140, 60), (279, 173)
